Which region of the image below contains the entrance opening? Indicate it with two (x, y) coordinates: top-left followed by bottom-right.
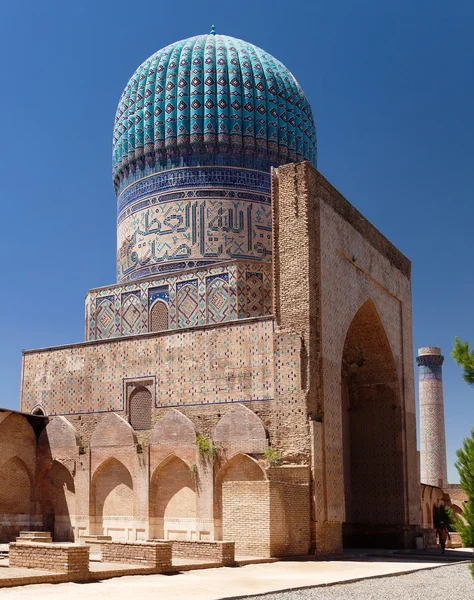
(341, 300), (405, 548)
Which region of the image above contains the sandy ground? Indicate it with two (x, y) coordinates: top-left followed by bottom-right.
(0, 557), (457, 599)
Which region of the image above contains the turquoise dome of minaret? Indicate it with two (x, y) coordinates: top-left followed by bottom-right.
(112, 31), (317, 195)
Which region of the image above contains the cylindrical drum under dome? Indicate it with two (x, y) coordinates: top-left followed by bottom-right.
(113, 32), (317, 282)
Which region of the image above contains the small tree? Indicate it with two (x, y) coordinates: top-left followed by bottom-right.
(433, 504), (456, 532)
(455, 428), (474, 548)
(452, 337), (474, 387)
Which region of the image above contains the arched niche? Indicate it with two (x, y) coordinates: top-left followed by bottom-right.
(129, 386), (152, 430)
(341, 299), (404, 548)
(149, 409), (196, 447)
(39, 460), (75, 541)
(39, 416), (79, 452)
(149, 300), (169, 332)
(213, 404), (267, 454)
(90, 457), (134, 539)
(214, 453), (265, 544)
(90, 413), (137, 448)
(0, 456), (33, 540)
(0, 414), (36, 479)
(149, 455), (196, 540)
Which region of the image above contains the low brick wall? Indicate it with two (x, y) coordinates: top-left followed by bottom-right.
(100, 541), (172, 572)
(170, 541), (235, 566)
(9, 543), (89, 578)
(448, 532), (463, 548)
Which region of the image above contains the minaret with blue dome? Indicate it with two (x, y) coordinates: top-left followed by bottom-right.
(113, 30), (317, 283)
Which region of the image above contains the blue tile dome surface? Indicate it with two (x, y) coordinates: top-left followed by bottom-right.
(113, 32), (317, 194)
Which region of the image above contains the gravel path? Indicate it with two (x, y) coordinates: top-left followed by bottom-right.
(239, 564), (473, 600)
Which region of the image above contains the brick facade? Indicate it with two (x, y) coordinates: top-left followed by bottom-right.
(170, 540), (235, 565)
(9, 542), (89, 578)
(1, 162), (425, 557)
(100, 540), (172, 570)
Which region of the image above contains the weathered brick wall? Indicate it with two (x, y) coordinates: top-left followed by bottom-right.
(266, 465), (310, 485)
(9, 542), (89, 576)
(171, 540), (235, 565)
(269, 482), (311, 556)
(100, 540), (172, 571)
(222, 481), (271, 556)
(313, 522), (343, 556)
(222, 480), (310, 557)
(21, 319), (274, 418)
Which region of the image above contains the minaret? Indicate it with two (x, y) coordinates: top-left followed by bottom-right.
(416, 346), (448, 488)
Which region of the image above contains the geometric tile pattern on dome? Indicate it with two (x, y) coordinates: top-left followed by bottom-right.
(112, 34), (317, 195)
(21, 319), (274, 415)
(116, 167), (272, 282)
(86, 261), (271, 340)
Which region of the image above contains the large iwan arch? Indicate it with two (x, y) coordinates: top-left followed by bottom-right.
(341, 299), (405, 548)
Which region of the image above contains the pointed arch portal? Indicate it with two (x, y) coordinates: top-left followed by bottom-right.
(341, 300), (405, 548)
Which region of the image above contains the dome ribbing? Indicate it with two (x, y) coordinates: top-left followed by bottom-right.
(112, 33), (317, 195)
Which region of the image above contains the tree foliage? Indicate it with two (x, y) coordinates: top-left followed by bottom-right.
(433, 504), (456, 531)
(452, 337), (474, 386)
(455, 428), (474, 548)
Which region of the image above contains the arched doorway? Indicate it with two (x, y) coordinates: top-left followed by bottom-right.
(91, 458), (133, 539)
(150, 455), (196, 540)
(341, 300), (404, 548)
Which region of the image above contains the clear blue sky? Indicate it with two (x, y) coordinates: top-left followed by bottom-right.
(1, 0), (473, 483)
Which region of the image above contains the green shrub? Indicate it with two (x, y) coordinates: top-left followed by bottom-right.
(433, 504), (456, 531)
(264, 447), (282, 465)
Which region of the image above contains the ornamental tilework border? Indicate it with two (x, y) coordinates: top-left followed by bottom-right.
(86, 261), (271, 341)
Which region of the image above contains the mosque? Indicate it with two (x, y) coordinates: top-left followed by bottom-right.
(0, 30), (463, 556)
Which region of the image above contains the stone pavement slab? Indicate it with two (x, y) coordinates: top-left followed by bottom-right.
(0, 557), (456, 599)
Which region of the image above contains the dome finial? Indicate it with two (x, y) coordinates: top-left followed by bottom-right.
(210, 24), (216, 35)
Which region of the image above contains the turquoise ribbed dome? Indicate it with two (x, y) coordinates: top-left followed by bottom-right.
(112, 33), (317, 194)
